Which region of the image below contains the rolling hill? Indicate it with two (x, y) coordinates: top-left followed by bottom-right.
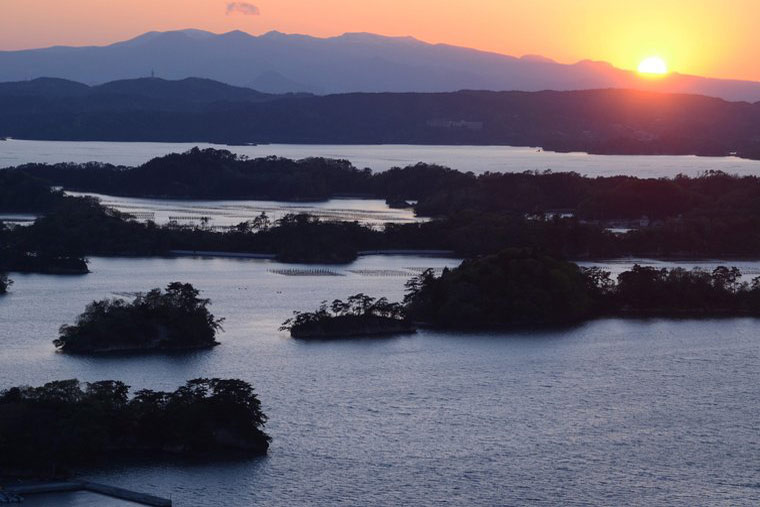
(1, 77), (760, 159)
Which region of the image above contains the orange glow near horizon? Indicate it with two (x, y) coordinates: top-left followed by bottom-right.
(1, 0), (758, 82)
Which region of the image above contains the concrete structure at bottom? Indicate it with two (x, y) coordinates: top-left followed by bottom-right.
(3, 481), (171, 506)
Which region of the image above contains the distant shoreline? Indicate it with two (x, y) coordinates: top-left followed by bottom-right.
(168, 249), (456, 259)
(2, 138), (758, 163)
(2, 84), (760, 161)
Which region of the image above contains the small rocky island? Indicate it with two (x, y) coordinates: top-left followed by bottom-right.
(281, 294), (415, 338)
(0, 273), (11, 294)
(54, 282), (223, 353)
(0, 378), (270, 476)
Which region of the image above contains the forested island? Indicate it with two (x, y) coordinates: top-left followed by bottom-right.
(403, 250), (760, 328)
(54, 282), (223, 353)
(0, 378), (270, 476)
(281, 294), (413, 338)
(7, 148), (760, 272)
(14, 147), (760, 219)
(290, 250), (760, 336)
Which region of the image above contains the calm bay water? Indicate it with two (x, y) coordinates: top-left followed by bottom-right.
(2, 139), (760, 177)
(65, 191), (422, 227)
(2, 256), (760, 505)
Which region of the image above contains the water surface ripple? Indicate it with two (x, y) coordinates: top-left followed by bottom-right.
(1, 256), (759, 505)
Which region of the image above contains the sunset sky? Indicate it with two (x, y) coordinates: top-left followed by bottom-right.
(1, 0), (758, 82)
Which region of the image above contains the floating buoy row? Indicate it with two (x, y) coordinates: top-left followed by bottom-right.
(127, 212), (156, 219)
(404, 267), (445, 275)
(268, 268), (344, 276)
(347, 269), (412, 277)
(168, 215), (212, 221)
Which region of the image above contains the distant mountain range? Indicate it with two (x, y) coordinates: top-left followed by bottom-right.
(2, 77), (760, 159)
(2, 29), (760, 102)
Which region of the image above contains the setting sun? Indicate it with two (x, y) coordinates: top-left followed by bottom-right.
(638, 56), (668, 75)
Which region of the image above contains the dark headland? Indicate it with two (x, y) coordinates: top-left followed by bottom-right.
(1, 77), (760, 159)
